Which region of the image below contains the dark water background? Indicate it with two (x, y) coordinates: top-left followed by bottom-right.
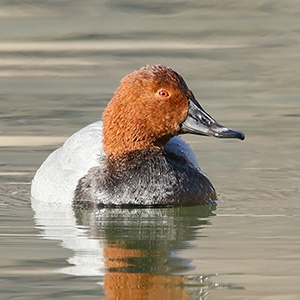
(0, 1), (299, 299)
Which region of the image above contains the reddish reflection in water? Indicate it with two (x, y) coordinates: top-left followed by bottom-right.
(103, 244), (188, 300)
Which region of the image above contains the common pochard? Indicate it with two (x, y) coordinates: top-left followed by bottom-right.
(31, 65), (244, 207)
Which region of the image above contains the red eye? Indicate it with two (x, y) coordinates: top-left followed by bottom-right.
(158, 90), (169, 97)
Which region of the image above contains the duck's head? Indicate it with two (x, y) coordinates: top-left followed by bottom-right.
(103, 65), (245, 157)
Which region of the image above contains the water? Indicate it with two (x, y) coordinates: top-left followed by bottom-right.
(0, 1), (299, 299)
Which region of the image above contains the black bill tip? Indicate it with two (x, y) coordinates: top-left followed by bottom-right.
(213, 127), (245, 140)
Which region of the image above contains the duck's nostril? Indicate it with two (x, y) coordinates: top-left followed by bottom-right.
(201, 117), (210, 125)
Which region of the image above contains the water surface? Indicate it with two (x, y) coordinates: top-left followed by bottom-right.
(0, 1), (299, 299)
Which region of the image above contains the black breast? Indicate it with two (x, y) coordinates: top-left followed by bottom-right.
(73, 148), (216, 207)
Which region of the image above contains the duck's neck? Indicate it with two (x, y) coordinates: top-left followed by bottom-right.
(106, 148), (163, 168)
(102, 112), (175, 157)
(103, 129), (158, 157)
(103, 129), (176, 157)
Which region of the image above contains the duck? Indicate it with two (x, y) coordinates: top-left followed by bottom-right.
(31, 65), (244, 207)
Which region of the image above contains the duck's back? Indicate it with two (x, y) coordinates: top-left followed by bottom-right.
(31, 122), (104, 204)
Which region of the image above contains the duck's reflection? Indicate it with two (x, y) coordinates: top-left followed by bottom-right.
(32, 199), (216, 299)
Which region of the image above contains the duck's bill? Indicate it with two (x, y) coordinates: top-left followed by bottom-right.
(180, 98), (245, 140)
